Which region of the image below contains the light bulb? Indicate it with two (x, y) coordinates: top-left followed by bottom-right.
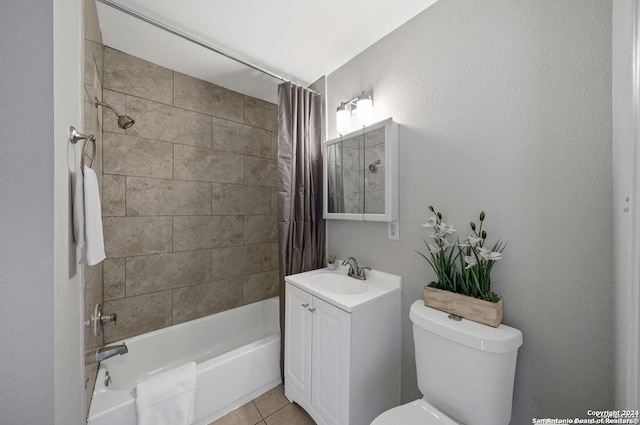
(356, 95), (373, 126)
(336, 104), (351, 133)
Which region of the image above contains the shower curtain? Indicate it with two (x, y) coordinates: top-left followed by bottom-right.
(277, 82), (325, 377)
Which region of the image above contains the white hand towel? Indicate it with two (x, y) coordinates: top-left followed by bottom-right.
(136, 362), (197, 425)
(83, 166), (105, 266)
(71, 170), (85, 250)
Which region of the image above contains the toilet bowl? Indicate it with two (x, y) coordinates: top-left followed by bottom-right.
(371, 300), (523, 425)
(371, 399), (460, 425)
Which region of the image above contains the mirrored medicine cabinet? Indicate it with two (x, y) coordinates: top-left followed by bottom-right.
(323, 118), (398, 222)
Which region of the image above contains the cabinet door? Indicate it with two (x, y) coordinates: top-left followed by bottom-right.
(284, 283), (313, 401)
(311, 297), (351, 425)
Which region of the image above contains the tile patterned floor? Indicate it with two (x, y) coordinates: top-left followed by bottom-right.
(208, 385), (316, 425)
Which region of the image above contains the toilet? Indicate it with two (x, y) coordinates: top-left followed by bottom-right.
(372, 300), (523, 425)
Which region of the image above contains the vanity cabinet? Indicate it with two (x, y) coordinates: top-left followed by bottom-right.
(284, 280), (400, 425)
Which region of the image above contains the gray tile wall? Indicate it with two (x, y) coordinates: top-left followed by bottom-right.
(338, 128), (386, 214)
(83, 0), (104, 417)
(343, 135), (364, 214)
(364, 128), (385, 214)
(101, 47), (279, 344)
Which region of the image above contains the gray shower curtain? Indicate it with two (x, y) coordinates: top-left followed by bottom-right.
(277, 82), (325, 377)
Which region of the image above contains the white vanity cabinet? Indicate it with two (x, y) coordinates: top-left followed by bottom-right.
(284, 268), (401, 425)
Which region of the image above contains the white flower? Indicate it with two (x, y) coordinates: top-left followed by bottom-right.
(426, 231), (438, 239)
(487, 252), (502, 261)
(440, 222), (456, 235)
(428, 243), (443, 253)
(464, 255), (477, 269)
(478, 247), (502, 261)
(467, 236), (482, 247)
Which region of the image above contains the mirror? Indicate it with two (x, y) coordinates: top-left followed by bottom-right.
(324, 118), (398, 221)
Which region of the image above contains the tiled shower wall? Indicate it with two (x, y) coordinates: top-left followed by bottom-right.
(342, 135), (364, 214)
(338, 128), (385, 214)
(363, 128), (385, 214)
(82, 0), (104, 415)
(100, 47), (280, 344)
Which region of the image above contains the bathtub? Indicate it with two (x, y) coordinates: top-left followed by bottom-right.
(87, 297), (281, 425)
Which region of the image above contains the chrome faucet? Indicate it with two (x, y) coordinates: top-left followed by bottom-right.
(95, 343), (128, 363)
(341, 257), (371, 280)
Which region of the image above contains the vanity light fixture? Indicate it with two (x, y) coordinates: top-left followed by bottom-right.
(336, 103), (351, 134)
(336, 91), (374, 134)
(356, 93), (373, 126)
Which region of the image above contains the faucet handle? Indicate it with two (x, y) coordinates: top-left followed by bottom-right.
(100, 313), (117, 325)
(358, 266), (371, 278)
(86, 304), (119, 338)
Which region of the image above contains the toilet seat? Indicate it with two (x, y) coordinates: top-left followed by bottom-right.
(371, 399), (461, 425)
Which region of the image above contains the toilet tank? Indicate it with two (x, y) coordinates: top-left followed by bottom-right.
(410, 300), (523, 425)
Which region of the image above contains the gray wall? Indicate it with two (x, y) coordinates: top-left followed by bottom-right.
(98, 48), (280, 344)
(0, 0), (56, 423)
(326, 0), (614, 421)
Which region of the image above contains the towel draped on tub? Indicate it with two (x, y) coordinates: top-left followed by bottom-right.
(136, 362), (197, 425)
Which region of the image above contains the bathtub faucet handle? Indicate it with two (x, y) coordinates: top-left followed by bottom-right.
(100, 312), (117, 325)
(87, 304), (118, 337)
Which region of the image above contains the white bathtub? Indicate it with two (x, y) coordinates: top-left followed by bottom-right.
(88, 297), (281, 425)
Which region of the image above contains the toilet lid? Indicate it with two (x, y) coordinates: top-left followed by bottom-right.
(371, 399), (461, 425)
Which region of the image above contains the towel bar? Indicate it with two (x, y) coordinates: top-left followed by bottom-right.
(69, 125), (96, 170)
(81, 136), (96, 169)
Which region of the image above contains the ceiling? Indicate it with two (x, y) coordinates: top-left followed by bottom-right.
(96, 0), (438, 104)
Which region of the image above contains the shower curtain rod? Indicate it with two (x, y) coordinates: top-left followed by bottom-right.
(96, 0), (316, 91)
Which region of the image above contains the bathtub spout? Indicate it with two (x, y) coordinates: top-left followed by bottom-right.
(95, 343), (128, 363)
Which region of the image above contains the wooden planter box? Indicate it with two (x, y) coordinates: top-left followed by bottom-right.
(424, 286), (503, 327)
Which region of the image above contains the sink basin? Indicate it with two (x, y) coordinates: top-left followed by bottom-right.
(308, 273), (368, 295)
(285, 267), (401, 312)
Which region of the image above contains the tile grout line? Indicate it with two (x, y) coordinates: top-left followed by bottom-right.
(252, 400), (265, 422)
(261, 402), (295, 424)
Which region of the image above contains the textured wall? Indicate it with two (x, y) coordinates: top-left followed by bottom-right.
(0, 1), (56, 423)
(100, 47), (279, 344)
(326, 0), (613, 421)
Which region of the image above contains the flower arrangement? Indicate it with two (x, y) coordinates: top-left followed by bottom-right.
(327, 254), (338, 270)
(417, 206), (506, 302)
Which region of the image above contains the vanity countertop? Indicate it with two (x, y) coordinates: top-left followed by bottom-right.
(285, 265), (401, 312)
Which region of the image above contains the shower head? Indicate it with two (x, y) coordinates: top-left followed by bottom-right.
(368, 159), (381, 173)
(95, 97), (135, 129)
(117, 115), (135, 130)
